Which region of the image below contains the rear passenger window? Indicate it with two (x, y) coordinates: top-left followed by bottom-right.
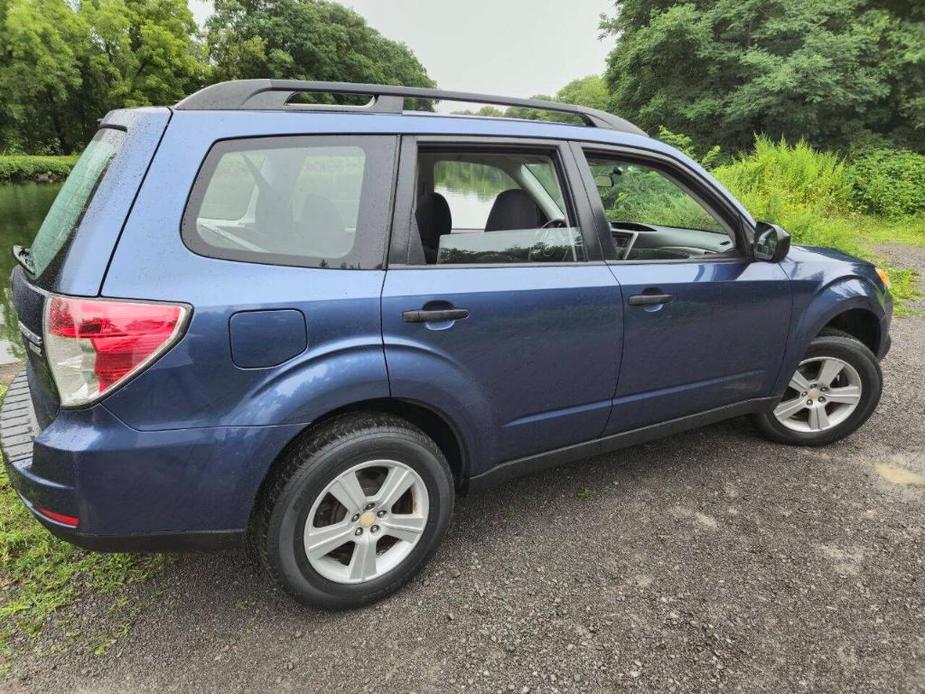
(183, 136), (395, 269)
(413, 149), (586, 265)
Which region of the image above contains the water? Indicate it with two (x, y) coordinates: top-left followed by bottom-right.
(0, 182), (61, 364)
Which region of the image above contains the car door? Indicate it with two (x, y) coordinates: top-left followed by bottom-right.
(573, 143), (792, 434)
(381, 137), (623, 475)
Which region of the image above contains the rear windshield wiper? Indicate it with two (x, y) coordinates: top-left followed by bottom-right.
(12, 245), (36, 275)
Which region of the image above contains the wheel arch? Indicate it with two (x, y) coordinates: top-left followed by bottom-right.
(820, 307), (881, 354)
(774, 279), (887, 397)
(246, 397), (470, 534)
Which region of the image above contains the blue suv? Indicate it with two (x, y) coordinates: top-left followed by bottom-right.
(1, 81), (892, 608)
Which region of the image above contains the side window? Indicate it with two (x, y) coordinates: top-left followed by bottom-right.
(413, 149), (586, 265)
(183, 135), (395, 269)
(584, 151), (737, 262)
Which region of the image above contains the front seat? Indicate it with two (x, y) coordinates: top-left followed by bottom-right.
(485, 189), (545, 231)
(415, 192), (452, 264)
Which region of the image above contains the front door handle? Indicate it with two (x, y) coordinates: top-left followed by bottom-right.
(628, 293), (673, 306)
(402, 308), (470, 323)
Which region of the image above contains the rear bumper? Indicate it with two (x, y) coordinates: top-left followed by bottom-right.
(1, 371), (300, 552)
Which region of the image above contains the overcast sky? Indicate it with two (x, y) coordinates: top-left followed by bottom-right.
(189, 1), (615, 107)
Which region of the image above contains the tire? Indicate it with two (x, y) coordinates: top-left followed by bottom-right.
(253, 412), (454, 609)
(751, 331), (882, 446)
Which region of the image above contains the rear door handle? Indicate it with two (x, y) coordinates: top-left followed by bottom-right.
(402, 308), (470, 323)
(628, 293), (673, 306)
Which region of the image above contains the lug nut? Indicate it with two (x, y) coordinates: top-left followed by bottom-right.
(821, 386), (829, 392)
(351, 514), (360, 523)
(370, 525), (380, 534)
(376, 510), (386, 518)
(801, 392), (807, 397)
(818, 396), (826, 403)
(354, 528), (363, 536)
(806, 399), (813, 405)
(364, 502), (375, 511)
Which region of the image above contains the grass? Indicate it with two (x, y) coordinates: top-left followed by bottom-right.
(0, 155), (78, 184)
(0, 385), (171, 671)
(711, 137), (924, 311)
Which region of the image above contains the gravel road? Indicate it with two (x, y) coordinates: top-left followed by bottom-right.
(5, 249), (925, 694)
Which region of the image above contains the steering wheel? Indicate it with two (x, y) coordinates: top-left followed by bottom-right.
(541, 218), (568, 229)
(530, 222), (574, 262)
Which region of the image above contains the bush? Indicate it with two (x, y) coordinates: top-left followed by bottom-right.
(713, 137), (853, 219)
(0, 155), (77, 183)
(846, 149), (925, 219)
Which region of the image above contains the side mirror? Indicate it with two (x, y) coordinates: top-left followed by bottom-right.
(593, 174), (615, 188)
(753, 221), (791, 262)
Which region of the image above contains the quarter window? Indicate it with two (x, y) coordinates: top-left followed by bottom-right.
(183, 136), (395, 269)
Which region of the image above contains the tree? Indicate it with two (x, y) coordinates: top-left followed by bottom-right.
(555, 75), (609, 112)
(504, 75), (608, 122)
(207, 0), (435, 107)
(601, 1), (925, 152)
(0, 0), (207, 153)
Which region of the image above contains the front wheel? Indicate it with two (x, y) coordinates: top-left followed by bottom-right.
(254, 413), (454, 609)
(752, 332), (882, 446)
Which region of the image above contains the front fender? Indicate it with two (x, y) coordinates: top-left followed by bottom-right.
(773, 274), (888, 396)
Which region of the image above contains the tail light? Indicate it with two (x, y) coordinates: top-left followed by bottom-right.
(44, 295), (190, 407)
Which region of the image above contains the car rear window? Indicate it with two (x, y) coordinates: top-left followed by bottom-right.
(30, 128), (124, 277)
(182, 135), (396, 269)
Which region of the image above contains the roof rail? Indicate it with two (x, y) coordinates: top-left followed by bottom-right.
(174, 79), (646, 136)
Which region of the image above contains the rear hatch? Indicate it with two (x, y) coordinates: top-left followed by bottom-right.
(10, 108), (171, 426)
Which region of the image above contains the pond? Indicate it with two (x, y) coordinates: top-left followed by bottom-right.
(0, 182), (60, 364)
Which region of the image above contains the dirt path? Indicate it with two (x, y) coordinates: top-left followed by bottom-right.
(4, 254), (925, 694)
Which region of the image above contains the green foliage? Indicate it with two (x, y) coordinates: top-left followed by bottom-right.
(846, 148), (925, 219)
(0, 0), (208, 153)
(451, 106), (507, 118)
(0, 0), (436, 152)
(0, 388), (170, 662)
(602, 1), (925, 153)
(713, 137), (854, 220)
(712, 137), (921, 307)
(0, 155), (76, 183)
(656, 127), (724, 168)
(505, 75), (608, 124)
(207, 0), (435, 109)
(554, 75), (609, 112)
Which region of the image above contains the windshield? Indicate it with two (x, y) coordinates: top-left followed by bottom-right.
(29, 128), (124, 277)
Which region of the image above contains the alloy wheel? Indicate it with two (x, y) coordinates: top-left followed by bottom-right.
(303, 460), (429, 584)
(773, 356), (863, 433)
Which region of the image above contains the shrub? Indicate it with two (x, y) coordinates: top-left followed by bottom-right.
(0, 155), (78, 183)
(846, 149), (925, 219)
(713, 137), (853, 218)
(712, 138), (866, 254)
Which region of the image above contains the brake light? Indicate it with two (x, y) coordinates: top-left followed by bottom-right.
(44, 295), (190, 407)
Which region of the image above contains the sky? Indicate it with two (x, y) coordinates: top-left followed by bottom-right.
(188, 0), (616, 109)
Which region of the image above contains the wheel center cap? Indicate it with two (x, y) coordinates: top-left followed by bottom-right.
(808, 387), (820, 400)
(359, 511), (376, 528)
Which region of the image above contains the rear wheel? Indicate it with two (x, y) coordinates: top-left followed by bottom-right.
(254, 413), (454, 609)
(752, 332), (882, 446)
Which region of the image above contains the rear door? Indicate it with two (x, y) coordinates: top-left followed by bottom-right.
(573, 144), (791, 434)
(381, 137), (624, 474)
